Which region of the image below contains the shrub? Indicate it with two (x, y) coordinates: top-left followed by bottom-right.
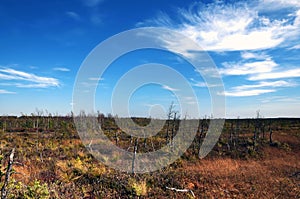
(8, 179), (50, 199)
(127, 178), (148, 197)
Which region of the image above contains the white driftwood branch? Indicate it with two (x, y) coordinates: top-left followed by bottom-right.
(166, 186), (195, 198)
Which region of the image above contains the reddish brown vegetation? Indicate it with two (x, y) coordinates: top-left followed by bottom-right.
(0, 116), (299, 198)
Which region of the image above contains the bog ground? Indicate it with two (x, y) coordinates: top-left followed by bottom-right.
(0, 116), (299, 198)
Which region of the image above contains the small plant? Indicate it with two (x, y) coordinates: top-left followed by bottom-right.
(7, 179), (50, 199)
(280, 142), (291, 151)
(127, 178), (148, 197)
(25, 180), (50, 199)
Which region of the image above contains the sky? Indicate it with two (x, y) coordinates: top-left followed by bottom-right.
(1, 0), (300, 118)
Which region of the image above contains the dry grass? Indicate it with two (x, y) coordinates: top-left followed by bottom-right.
(181, 144), (300, 198)
(1, 118), (300, 198)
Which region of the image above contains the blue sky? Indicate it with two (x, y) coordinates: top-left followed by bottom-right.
(1, 0), (300, 118)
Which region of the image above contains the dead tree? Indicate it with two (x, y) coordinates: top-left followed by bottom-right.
(253, 110), (261, 147)
(229, 121), (234, 150)
(262, 121), (265, 139)
(1, 148), (15, 199)
(131, 138), (138, 174)
(233, 117), (240, 150)
(236, 117), (240, 134)
(197, 119), (205, 158)
(269, 129), (273, 144)
(165, 102), (175, 145)
(170, 112), (179, 148)
(114, 129), (120, 146)
(268, 121), (273, 144)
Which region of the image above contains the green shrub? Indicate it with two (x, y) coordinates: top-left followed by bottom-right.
(127, 178), (148, 197)
(8, 179), (50, 199)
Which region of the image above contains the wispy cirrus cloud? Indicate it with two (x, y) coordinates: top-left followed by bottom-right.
(140, 0), (300, 102)
(80, 0), (104, 25)
(240, 52), (271, 60)
(189, 78), (221, 88)
(183, 96), (198, 105)
(161, 85), (179, 92)
(53, 67), (70, 72)
(220, 59), (278, 76)
(220, 89), (276, 97)
(234, 80), (295, 90)
(0, 68), (59, 88)
(289, 44), (300, 49)
(0, 89), (16, 94)
(66, 11), (81, 21)
(139, 1), (300, 52)
(260, 95), (300, 104)
(88, 77), (104, 81)
(249, 68), (300, 80)
(221, 49), (300, 80)
(258, 0), (300, 10)
(220, 80), (295, 97)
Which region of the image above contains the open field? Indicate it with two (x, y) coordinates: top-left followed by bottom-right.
(0, 116), (299, 198)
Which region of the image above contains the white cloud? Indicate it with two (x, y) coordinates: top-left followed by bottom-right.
(221, 59), (278, 75)
(0, 68), (59, 88)
(189, 78), (221, 88)
(161, 85), (179, 92)
(220, 89), (275, 97)
(234, 80), (295, 90)
(0, 89), (16, 94)
(289, 44), (300, 49)
(14, 83), (56, 88)
(136, 11), (173, 27)
(192, 81), (207, 88)
(240, 52), (270, 60)
(141, 1), (300, 52)
(66, 11), (81, 21)
(153, 30), (204, 59)
(183, 96), (198, 105)
(249, 68), (300, 80)
(220, 80), (295, 97)
(258, 0), (300, 10)
(53, 67), (70, 72)
(260, 96), (300, 103)
(178, 3), (281, 51)
(88, 77), (104, 81)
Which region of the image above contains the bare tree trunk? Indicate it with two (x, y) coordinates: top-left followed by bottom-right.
(230, 122), (234, 145)
(198, 123), (204, 158)
(1, 148), (15, 199)
(170, 112), (177, 148)
(236, 117), (240, 141)
(253, 127), (257, 147)
(143, 138), (147, 149)
(114, 130), (119, 146)
(269, 129), (273, 144)
(165, 102), (175, 145)
(132, 138), (138, 174)
(165, 119), (171, 145)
